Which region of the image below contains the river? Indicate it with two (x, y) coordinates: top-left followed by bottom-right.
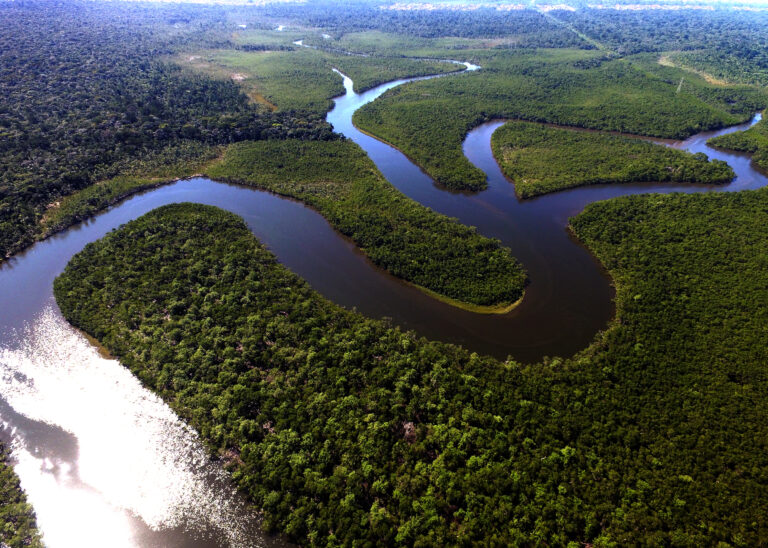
(0, 62), (765, 546)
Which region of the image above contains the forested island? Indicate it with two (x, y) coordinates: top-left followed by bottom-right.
(491, 121), (734, 198)
(3, 0), (768, 545)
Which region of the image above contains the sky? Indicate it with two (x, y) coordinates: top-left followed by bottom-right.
(97, 0), (768, 5)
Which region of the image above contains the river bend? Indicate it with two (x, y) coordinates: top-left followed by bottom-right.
(0, 62), (765, 546)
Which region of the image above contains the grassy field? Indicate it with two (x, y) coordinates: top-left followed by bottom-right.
(173, 47), (459, 114)
(354, 49), (767, 191)
(301, 30), (511, 58)
(56, 187), (768, 545)
(709, 115), (768, 172)
(206, 139), (525, 307)
(491, 121), (734, 198)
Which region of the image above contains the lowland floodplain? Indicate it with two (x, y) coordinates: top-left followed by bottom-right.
(2, 1), (768, 546)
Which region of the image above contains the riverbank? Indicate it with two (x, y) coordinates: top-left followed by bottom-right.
(490, 120), (734, 198)
(205, 139), (526, 308)
(0, 443), (42, 548)
(409, 281), (525, 314)
(54, 184), (768, 545)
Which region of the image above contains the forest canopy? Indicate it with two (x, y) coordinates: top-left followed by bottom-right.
(55, 194), (768, 545)
(206, 139), (526, 307)
(0, 1), (335, 261)
(0, 443), (42, 548)
(6, 2), (768, 544)
(491, 121), (734, 198)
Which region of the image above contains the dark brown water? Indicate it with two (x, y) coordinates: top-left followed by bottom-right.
(0, 61), (764, 546)
(328, 70), (766, 362)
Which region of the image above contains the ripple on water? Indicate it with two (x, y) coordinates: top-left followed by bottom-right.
(0, 305), (266, 548)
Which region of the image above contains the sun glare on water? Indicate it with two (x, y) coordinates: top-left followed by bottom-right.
(0, 305), (262, 548)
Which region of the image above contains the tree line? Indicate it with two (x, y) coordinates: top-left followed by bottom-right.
(0, 443), (42, 548)
(0, 1), (336, 261)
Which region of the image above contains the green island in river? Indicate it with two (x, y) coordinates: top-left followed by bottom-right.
(491, 121), (734, 198)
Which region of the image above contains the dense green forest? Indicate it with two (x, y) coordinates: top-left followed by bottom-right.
(354, 48), (766, 191)
(0, 1), (335, 261)
(558, 9), (768, 56)
(554, 9), (768, 85)
(709, 116), (768, 172)
(6, 2), (768, 544)
(300, 30), (566, 60)
(55, 194), (768, 545)
(39, 142), (223, 239)
(206, 140), (525, 307)
(491, 121), (734, 198)
(665, 50), (768, 88)
(262, 3), (590, 48)
(0, 443), (42, 548)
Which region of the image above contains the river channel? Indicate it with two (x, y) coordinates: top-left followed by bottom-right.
(0, 62), (765, 546)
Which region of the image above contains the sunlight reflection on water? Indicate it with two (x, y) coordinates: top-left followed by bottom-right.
(0, 305), (262, 547)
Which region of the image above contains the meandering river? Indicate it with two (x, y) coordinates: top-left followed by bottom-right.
(0, 60), (765, 546)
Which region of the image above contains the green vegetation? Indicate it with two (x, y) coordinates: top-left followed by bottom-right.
(30, 128), (527, 310)
(264, 4), (590, 48)
(56, 193), (768, 545)
(231, 28), (305, 50)
(332, 56), (461, 95)
(38, 142), (222, 239)
(206, 139), (525, 307)
(0, 443), (42, 548)
(0, 1), (335, 262)
(177, 49), (342, 114)
(491, 121), (733, 198)
(663, 50), (768, 88)
(12, 2), (768, 545)
(709, 115), (768, 172)
(300, 30), (493, 58)
(558, 9), (768, 56)
(177, 48), (459, 114)
(555, 9), (768, 85)
(355, 49), (766, 191)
